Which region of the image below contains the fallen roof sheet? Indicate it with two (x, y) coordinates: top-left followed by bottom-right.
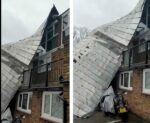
(1, 21), (45, 115)
(73, 0), (146, 117)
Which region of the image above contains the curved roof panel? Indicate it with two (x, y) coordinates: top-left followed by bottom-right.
(74, 0), (147, 117)
(92, 0), (145, 46)
(1, 20), (45, 115)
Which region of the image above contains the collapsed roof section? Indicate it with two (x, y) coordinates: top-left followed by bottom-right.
(1, 5), (59, 115)
(73, 0), (146, 117)
(92, 0), (145, 46)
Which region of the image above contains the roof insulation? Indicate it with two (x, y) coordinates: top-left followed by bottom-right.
(73, 0), (146, 117)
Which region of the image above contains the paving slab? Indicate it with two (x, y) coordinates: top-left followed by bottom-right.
(74, 112), (150, 123)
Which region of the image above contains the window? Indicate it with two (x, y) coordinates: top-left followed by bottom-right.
(46, 21), (59, 52)
(143, 69), (150, 94)
(41, 92), (63, 123)
(142, 3), (150, 28)
(17, 92), (32, 114)
(62, 11), (69, 41)
(139, 39), (146, 53)
(147, 5), (150, 28)
(148, 41), (150, 50)
(119, 71), (133, 90)
(123, 51), (129, 66)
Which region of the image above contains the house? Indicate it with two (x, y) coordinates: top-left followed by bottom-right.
(7, 6), (70, 123)
(117, 0), (150, 120)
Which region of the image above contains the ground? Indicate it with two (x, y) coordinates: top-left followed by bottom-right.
(74, 112), (150, 123)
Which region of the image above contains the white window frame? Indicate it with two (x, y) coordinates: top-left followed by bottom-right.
(41, 91), (63, 123)
(17, 92), (32, 114)
(61, 10), (69, 45)
(47, 20), (59, 39)
(119, 71), (133, 91)
(45, 20), (59, 52)
(143, 69), (150, 95)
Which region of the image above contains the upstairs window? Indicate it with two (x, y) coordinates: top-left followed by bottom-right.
(123, 51), (129, 66)
(139, 39), (146, 53)
(62, 11), (69, 41)
(46, 22), (59, 52)
(143, 69), (150, 94)
(119, 71), (133, 91)
(138, 40), (150, 53)
(147, 5), (150, 28)
(17, 92), (32, 114)
(142, 3), (150, 28)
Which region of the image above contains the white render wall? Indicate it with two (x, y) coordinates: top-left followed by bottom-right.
(73, 0), (146, 117)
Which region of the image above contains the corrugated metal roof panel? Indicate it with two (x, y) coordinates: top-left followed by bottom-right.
(1, 21), (45, 114)
(74, 0), (146, 117)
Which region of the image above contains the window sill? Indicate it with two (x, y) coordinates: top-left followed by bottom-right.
(119, 86), (133, 91)
(142, 90), (150, 95)
(46, 44), (64, 53)
(17, 108), (31, 114)
(41, 114), (62, 123)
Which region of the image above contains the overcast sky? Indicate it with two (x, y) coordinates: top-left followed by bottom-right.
(2, 0), (69, 44)
(74, 0), (139, 30)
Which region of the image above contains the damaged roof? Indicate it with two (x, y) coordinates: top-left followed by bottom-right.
(92, 0), (145, 46)
(74, 0), (147, 117)
(1, 5), (58, 115)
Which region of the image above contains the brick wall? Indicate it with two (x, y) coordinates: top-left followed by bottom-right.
(121, 69), (150, 120)
(15, 91), (55, 123)
(63, 84), (69, 123)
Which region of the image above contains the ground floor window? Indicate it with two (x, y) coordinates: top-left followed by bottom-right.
(119, 71), (133, 90)
(143, 69), (150, 94)
(41, 91), (63, 123)
(17, 92), (32, 114)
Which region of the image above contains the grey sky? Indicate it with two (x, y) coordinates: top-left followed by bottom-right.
(2, 0), (69, 44)
(74, 0), (139, 30)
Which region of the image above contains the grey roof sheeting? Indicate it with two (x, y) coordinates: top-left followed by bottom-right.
(1, 21), (45, 115)
(73, 0), (146, 117)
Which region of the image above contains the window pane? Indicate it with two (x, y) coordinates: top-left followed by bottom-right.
(120, 74), (124, 86)
(63, 15), (68, 29)
(139, 40), (146, 53)
(124, 73), (129, 87)
(145, 72), (150, 89)
(47, 30), (53, 40)
(44, 95), (50, 114)
(47, 38), (57, 51)
(19, 94), (22, 107)
(54, 22), (59, 34)
(28, 94), (32, 110)
(130, 72), (133, 87)
(22, 94), (28, 109)
(51, 94), (63, 119)
(123, 51), (129, 66)
(63, 28), (69, 41)
(148, 41), (150, 50)
(148, 6), (150, 28)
